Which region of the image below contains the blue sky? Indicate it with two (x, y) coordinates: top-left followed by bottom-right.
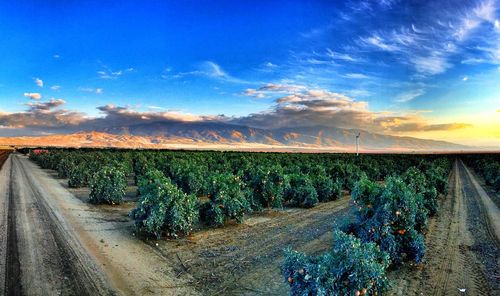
(0, 0), (499, 145)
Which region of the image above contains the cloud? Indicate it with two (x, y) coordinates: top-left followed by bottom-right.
(359, 34), (401, 52)
(325, 49), (360, 62)
(234, 84), (471, 134)
(23, 92), (42, 100)
(265, 62), (278, 68)
(98, 67), (134, 79)
(34, 78), (43, 88)
(90, 104), (226, 128)
(343, 73), (370, 79)
(26, 98), (66, 111)
(0, 83), (473, 138)
(462, 76), (469, 81)
(0, 99), (85, 129)
(78, 87), (103, 94)
(50, 85), (61, 90)
(396, 89), (425, 102)
(411, 55), (451, 75)
(244, 83), (307, 98)
(171, 61), (250, 84)
(387, 122), (473, 132)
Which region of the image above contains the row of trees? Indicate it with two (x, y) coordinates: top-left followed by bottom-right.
(29, 149), (452, 241)
(282, 159), (451, 295)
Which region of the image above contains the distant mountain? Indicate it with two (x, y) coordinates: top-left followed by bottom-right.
(0, 121), (471, 151)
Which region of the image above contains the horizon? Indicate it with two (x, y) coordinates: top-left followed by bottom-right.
(0, 1), (499, 148)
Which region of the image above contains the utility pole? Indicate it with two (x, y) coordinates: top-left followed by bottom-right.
(355, 132), (360, 156)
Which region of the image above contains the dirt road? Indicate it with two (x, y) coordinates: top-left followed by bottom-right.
(391, 159), (500, 296)
(0, 154), (116, 295)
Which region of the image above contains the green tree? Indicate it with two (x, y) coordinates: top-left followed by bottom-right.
(89, 166), (127, 205)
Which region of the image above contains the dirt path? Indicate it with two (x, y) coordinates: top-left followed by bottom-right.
(390, 159), (499, 296)
(0, 154), (115, 295)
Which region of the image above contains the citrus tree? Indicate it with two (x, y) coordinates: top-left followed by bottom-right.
(246, 165), (286, 209)
(89, 166), (127, 205)
(355, 177), (427, 264)
(130, 169), (199, 238)
(284, 173), (319, 208)
(203, 172), (250, 226)
(282, 230), (390, 296)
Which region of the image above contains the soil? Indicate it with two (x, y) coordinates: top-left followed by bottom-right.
(1, 154), (499, 295)
(389, 159), (500, 296)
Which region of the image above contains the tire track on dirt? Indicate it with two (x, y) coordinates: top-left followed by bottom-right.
(4, 155), (116, 296)
(5, 156), (22, 296)
(430, 160), (462, 295)
(461, 161), (500, 248)
(459, 160), (499, 294)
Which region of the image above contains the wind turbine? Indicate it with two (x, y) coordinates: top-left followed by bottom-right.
(355, 132), (360, 156)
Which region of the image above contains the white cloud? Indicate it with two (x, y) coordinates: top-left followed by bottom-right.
(412, 55), (451, 75)
(359, 34), (401, 52)
(396, 89), (425, 102)
(50, 85), (61, 90)
(98, 67), (134, 79)
(173, 61), (251, 84)
(462, 76), (469, 81)
(78, 87), (103, 94)
(35, 78), (43, 88)
(343, 73), (370, 79)
(326, 49), (360, 62)
(24, 92), (42, 100)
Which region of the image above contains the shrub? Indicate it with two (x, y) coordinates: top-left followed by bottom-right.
(402, 167), (439, 216)
(425, 165), (448, 195)
(167, 160), (208, 195)
(309, 167), (339, 202)
(284, 173), (319, 208)
(344, 164), (365, 191)
(351, 175), (383, 218)
(355, 177), (427, 264)
(247, 165), (286, 209)
(89, 166), (127, 204)
(282, 230), (390, 296)
(129, 169), (199, 238)
(203, 173), (250, 226)
(68, 162), (93, 188)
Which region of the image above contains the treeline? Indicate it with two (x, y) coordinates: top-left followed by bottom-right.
(29, 149), (453, 236)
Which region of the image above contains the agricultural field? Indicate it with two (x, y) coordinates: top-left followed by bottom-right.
(0, 149), (499, 295)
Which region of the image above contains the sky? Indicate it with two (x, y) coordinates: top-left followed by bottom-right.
(0, 0), (499, 146)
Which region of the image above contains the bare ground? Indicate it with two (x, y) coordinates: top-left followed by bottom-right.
(389, 159), (499, 296)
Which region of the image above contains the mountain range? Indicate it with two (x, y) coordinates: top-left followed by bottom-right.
(0, 121), (471, 151)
